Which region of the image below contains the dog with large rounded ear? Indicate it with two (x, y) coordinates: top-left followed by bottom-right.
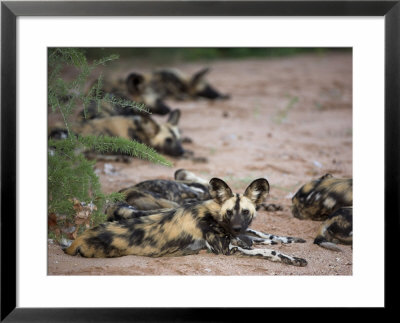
(243, 178), (270, 207)
(190, 68), (211, 88)
(209, 178), (234, 205)
(190, 67), (230, 100)
(166, 109), (181, 126)
(126, 73), (146, 95)
(131, 115), (160, 139)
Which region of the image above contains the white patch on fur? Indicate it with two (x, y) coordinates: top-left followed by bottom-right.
(189, 186), (206, 194)
(183, 172), (209, 185)
(205, 241), (214, 252)
(235, 246), (282, 262)
(323, 197), (336, 209)
(170, 126), (180, 139)
(249, 190), (260, 203)
(187, 240), (206, 251)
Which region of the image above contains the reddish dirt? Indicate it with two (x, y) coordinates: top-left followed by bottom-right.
(48, 52), (352, 275)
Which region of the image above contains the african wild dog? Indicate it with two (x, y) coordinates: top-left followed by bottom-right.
(65, 178), (307, 266)
(118, 180), (210, 210)
(142, 68), (230, 101)
(84, 67), (229, 119)
(105, 170), (211, 221)
(107, 169), (281, 221)
(291, 174), (353, 251)
(50, 109), (185, 158)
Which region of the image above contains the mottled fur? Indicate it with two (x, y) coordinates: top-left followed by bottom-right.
(119, 180), (210, 210)
(107, 169), (279, 220)
(50, 109), (185, 157)
(65, 178), (307, 266)
(105, 170), (211, 221)
(314, 207), (352, 251)
(146, 68), (230, 101)
(292, 174), (353, 251)
(292, 174), (352, 221)
(83, 68), (229, 119)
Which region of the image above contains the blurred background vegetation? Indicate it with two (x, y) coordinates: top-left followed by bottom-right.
(83, 47), (351, 63)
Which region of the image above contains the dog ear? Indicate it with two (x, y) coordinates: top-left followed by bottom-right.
(126, 73), (145, 94)
(209, 178), (233, 204)
(243, 178), (270, 206)
(167, 109), (181, 126)
(190, 68), (210, 87)
(319, 173), (333, 180)
(134, 116), (159, 137)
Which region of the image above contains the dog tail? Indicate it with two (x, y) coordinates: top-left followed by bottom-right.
(314, 236), (342, 252)
(64, 236), (86, 256)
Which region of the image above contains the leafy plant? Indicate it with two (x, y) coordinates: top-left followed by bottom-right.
(47, 48), (171, 240)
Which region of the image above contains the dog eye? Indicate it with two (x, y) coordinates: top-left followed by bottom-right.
(242, 209), (249, 215)
(226, 210), (233, 216)
(165, 138), (173, 144)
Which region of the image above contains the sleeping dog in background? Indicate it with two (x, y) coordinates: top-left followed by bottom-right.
(49, 109), (186, 158)
(82, 67), (230, 118)
(291, 174), (353, 251)
(65, 177), (307, 266)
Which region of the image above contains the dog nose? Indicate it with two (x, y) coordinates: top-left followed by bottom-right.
(154, 99), (171, 115)
(232, 226), (242, 233)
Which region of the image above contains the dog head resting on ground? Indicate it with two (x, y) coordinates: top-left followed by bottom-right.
(207, 177), (270, 235)
(50, 109), (185, 157)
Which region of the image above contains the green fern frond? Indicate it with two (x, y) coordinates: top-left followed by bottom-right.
(76, 135), (172, 167)
(103, 93), (150, 114)
(48, 48), (170, 240)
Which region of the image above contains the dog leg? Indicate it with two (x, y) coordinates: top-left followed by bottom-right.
(229, 243), (307, 267)
(245, 229), (306, 244)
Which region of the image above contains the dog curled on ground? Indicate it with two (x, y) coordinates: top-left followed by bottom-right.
(107, 169), (283, 221)
(291, 174), (352, 251)
(82, 67), (230, 119)
(65, 177), (307, 266)
(49, 109), (186, 158)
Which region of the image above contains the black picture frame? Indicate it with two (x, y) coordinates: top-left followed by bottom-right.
(1, 1), (398, 321)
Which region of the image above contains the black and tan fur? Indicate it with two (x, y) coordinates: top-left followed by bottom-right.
(65, 178), (307, 266)
(313, 206), (352, 252)
(291, 174), (353, 251)
(108, 169), (280, 220)
(141, 68), (230, 101)
(119, 180), (210, 211)
(83, 68), (229, 119)
(50, 109), (185, 157)
(105, 170), (211, 221)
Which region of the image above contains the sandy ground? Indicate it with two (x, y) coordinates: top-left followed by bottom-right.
(48, 52), (353, 275)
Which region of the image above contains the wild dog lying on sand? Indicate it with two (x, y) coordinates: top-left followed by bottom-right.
(84, 67), (229, 118)
(65, 178), (307, 266)
(105, 170), (211, 221)
(107, 169), (281, 221)
(136, 68), (230, 101)
(117, 180), (210, 211)
(291, 174), (352, 251)
(49, 109), (186, 158)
